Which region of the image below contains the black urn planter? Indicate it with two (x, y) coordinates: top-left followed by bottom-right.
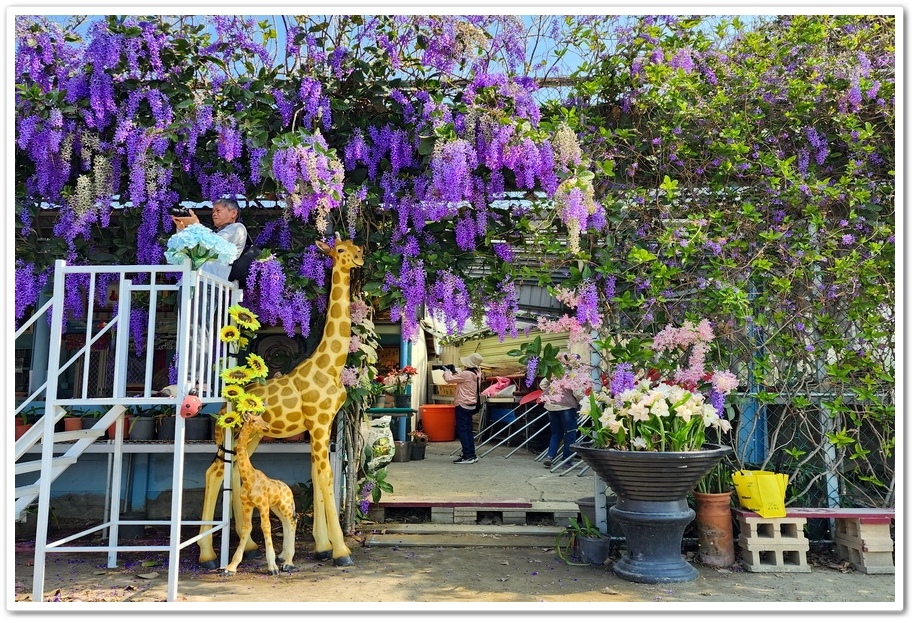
(128, 416), (156, 441)
(393, 394), (411, 408)
(410, 443), (427, 460)
(571, 442), (730, 584)
(157, 416), (211, 441)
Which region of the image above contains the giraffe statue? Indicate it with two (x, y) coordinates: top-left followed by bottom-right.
(197, 237), (363, 569)
(222, 412), (297, 576)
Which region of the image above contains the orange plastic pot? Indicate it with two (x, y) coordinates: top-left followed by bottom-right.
(419, 405), (456, 442)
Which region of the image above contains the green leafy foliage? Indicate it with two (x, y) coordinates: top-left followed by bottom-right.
(14, 15), (895, 508)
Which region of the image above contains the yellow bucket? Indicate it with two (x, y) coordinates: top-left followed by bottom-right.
(732, 470), (789, 518)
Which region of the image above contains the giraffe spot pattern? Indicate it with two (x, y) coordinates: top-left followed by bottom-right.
(327, 337), (344, 354)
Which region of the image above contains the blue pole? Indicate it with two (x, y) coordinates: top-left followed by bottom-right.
(736, 283), (766, 465)
(397, 335), (410, 440)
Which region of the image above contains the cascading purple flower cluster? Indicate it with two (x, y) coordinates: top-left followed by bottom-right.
(426, 270), (472, 336)
(14, 259), (48, 321)
(609, 363), (636, 396)
(14, 15), (600, 345)
(271, 132), (344, 222)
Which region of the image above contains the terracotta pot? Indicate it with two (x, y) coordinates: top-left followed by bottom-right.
(15, 423), (32, 440)
(693, 491), (736, 568)
(108, 415), (132, 440)
(64, 417), (83, 432)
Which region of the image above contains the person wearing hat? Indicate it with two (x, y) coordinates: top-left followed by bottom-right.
(442, 352), (485, 464)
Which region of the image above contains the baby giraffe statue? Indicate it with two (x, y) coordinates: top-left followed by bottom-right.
(222, 412), (297, 576)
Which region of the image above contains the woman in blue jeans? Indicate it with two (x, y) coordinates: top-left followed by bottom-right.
(442, 352), (485, 465)
(539, 379), (582, 467)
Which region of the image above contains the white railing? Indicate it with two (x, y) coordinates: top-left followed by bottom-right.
(16, 258), (241, 603)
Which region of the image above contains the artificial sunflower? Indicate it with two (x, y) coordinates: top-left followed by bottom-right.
(236, 393), (265, 413)
(217, 410), (242, 429)
(228, 304), (261, 332)
(222, 384), (245, 401)
(220, 366), (254, 385)
(219, 325), (241, 343)
(245, 353), (268, 378)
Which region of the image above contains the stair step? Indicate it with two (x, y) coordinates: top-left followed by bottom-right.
(15, 456), (77, 475)
(15, 484), (40, 499)
(361, 522), (564, 535)
(52, 430), (100, 443)
(373, 498), (532, 508)
(360, 523), (566, 548)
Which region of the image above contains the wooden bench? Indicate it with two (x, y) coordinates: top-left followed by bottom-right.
(732, 507), (895, 574)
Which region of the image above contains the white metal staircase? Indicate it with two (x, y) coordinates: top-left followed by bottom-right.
(14, 403), (126, 516)
(13, 259), (240, 602)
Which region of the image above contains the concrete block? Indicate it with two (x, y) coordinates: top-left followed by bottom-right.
(453, 508), (479, 524)
(832, 517), (895, 574)
(553, 510), (577, 527)
(501, 510), (527, 525)
(431, 507), (455, 524)
(736, 515), (806, 541)
(737, 535), (811, 572)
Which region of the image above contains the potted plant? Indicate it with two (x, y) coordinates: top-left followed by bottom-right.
(80, 408), (106, 437)
(408, 430), (428, 460)
(379, 365), (417, 408)
(571, 319), (739, 583)
(369, 379), (391, 408)
(692, 452), (738, 568)
(63, 409), (83, 432)
(156, 408), (177, 440)
(127, 404), (158, 441)
(15, 407), (39, 440)
(104, 405), (133, 441)
(555, 515), (610, 566)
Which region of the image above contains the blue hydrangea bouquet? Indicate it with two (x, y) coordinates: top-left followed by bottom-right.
(164, 223), (237, 270)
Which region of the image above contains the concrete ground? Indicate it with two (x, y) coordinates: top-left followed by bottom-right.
(11, 437), (900, 610)
(380, 437), (599, 507)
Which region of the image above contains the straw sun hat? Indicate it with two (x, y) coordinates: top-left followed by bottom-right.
(460, 353), (484, 368)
